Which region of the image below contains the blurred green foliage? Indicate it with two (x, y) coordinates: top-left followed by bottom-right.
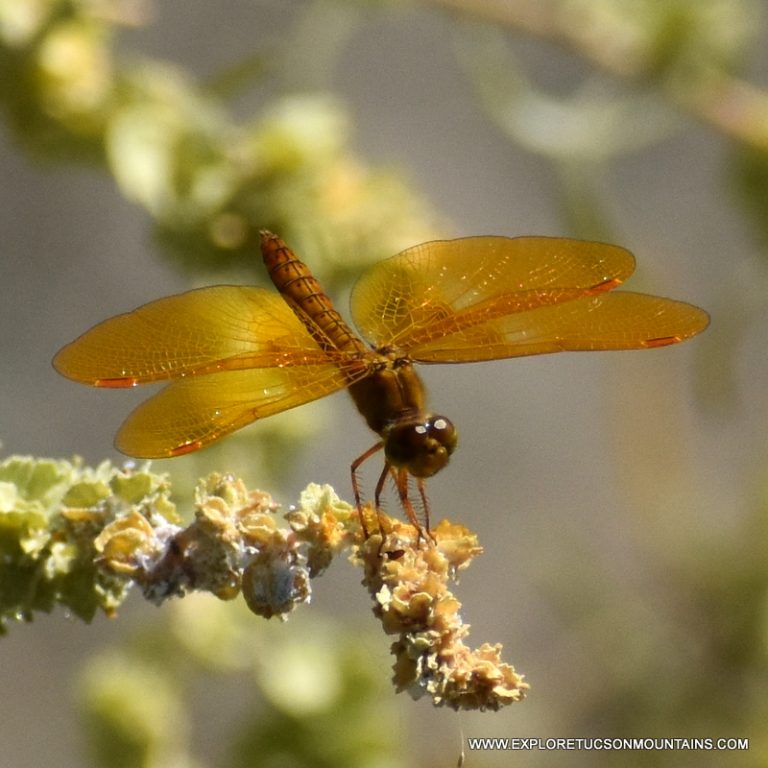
(0, 0), (441, 284)
(78, 600), (403, 768)
(0, 455), (173, 633)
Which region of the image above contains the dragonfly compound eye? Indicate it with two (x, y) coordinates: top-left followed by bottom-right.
(384, 414), (457, 478)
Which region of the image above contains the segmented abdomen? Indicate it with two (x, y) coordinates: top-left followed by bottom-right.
(260, 230), (368, 356)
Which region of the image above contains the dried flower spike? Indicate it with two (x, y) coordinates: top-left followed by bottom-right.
(7, 464), (528, 709)
(351, 512), (529, 710)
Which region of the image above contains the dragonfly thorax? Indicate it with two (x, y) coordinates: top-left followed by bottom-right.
(383, 414), (457, 478)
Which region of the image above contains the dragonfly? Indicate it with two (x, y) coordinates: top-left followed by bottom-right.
(54, 231), (709, 536)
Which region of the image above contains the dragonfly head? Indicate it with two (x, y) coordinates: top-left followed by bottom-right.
(384, 414), (457, 478)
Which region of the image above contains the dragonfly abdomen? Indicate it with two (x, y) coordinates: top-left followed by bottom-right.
(260, 231), (367, 356)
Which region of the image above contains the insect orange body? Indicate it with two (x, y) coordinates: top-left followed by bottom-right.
(54, 231), (709, 535)
(262, 232), (456, 532)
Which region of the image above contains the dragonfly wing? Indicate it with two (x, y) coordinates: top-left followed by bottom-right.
(349, 236), (636, 350)
(54, 286), (334, 387)
(115, 362), (357, 458)
(408, 292), (710, 363)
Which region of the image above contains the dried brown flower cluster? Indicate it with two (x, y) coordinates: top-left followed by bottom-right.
(353, 514), (529, 710)
(95, 473), (311, 617)
(94, 475), (527, 709)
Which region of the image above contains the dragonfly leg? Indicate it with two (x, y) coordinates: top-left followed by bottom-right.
(415, 477), (436, 542)
(351, 442), (384, 538)
(351, 442), (434, 544)
(372, 461), (393, 538)
(393, 467), (432, 543)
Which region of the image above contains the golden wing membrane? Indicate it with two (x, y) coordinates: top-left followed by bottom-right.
(350, 236), (636, 350)
(54, 232), (708, 460)
(407, 292), (710, 363)
(115, 363), (358, 458)
(53, 286), (341, 387)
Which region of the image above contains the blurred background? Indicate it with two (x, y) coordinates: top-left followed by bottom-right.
(1, 0), (767, 766)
